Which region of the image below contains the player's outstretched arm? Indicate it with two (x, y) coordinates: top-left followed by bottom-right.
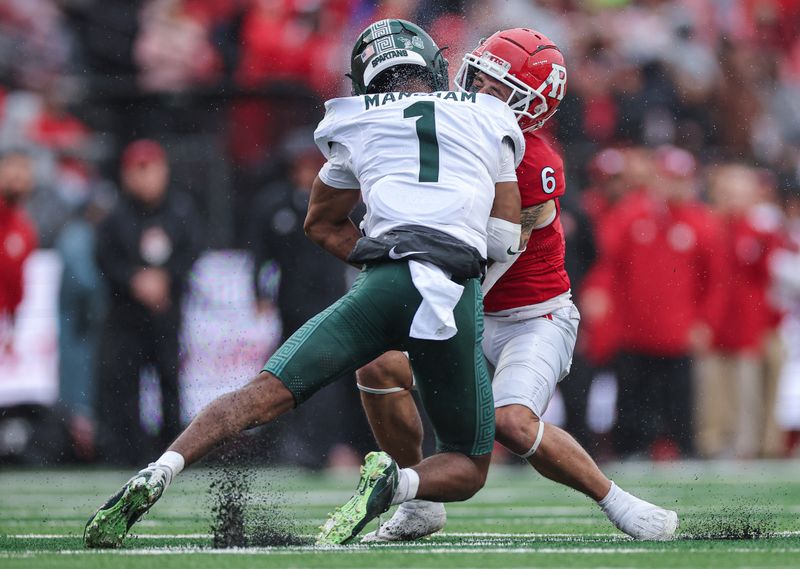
(304, 175), (363, 264)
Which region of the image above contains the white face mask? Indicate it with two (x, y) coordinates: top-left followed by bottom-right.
(454, 51), (567, 132)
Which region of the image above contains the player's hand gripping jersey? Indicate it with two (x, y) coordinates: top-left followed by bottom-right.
(315, 91), (525, 259)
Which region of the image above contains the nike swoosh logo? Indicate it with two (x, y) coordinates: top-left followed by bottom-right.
(507, 246), (519, 255)
(388, 246), (428, 260)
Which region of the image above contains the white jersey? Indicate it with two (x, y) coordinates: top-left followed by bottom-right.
(315, 91), (525, 257)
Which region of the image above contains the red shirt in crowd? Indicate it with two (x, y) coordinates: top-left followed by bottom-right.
(577, 188), (648, 364)
(713, 206), (784, 353)
(0, 198), (37, 316)
(236, 1), (348, 95)
(484, 131), (571, 313)
(601, 192), (728, 356)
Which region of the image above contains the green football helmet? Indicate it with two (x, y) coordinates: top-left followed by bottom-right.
(349, 19), (448, 95)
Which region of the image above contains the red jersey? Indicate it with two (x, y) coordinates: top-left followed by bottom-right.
(0, 199), (37, 316)
(604, 193), (728, 356)
(714, 206), (784, 353)
(484, 132), (571, 313)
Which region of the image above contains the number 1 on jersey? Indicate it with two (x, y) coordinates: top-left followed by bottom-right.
(403, 101), (439, 183)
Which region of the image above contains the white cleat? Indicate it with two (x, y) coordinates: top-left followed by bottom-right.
(361, 499), (446, 542)
(602, 492), (679, 541)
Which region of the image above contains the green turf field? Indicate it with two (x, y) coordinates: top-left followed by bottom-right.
(2, 460), (799, 568)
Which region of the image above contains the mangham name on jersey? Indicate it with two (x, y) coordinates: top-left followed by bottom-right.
(364, 91), (477, 110)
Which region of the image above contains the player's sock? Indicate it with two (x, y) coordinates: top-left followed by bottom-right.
(597, 481), (622, 511)
(390, 468), (420, 505)
(150, 451), (185, 488)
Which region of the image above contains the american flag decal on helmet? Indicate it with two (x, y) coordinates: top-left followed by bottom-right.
(361, 44), (375, 62)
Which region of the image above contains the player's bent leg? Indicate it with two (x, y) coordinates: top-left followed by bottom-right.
(317, 450), (488, 545)
(361, 449), (480, 543)
(488, 309), (608, 496)
(413, 451), (490, 502)
(487, 307), (672, 539)
(406, 276), (494, 499)
(358, 352), (444, 542)
(318, 268), (492, 544)
(532, 424), (677, 539)
(495, 404), (678, 540)
(169, 372), (295, 464)
(495, 404), (611, 500)
(87, 266), (409, 549)
(360, 452), (487, 543)
(357, 351), (424, 467)
(489, 307), (678, 540)
(85, 372), (295, 548)
(361, 276), (493, 543)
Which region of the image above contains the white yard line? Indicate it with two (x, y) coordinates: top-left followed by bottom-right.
(2, 546), (800, 557)
(7, 530), (800, 539)
(6, 534), (211, 539)
(439, 532), (623, 538)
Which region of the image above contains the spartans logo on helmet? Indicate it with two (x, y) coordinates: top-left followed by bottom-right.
(349, 19), (448, 95)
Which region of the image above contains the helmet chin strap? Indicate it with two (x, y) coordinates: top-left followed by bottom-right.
(345, 73), (357, 95)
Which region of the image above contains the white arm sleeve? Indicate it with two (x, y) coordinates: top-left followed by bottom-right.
(318, 142), (360, 189)
(496, 138), (517, 183)
(486, 216), (522, 263)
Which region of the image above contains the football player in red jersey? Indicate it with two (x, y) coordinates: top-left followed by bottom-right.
(355, 28), (679, 542)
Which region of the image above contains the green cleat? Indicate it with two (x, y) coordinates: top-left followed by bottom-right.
(84, 467), (169, 548)
(316, 451), (398, 545)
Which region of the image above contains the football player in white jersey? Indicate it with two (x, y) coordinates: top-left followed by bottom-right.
(84, 19), (526, 548)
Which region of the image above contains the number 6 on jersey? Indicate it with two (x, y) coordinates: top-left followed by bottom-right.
(403, 101), (440, 183)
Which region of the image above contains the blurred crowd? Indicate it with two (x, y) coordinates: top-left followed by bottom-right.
(1, 0), (800, 466)
(570, 146), (799, 461)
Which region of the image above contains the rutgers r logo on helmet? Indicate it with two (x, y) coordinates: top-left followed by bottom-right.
(454, 27), (568, 132)
(544, 64), (567, 101)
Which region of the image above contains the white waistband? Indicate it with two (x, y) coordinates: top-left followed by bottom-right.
(486, 290), (573, 320)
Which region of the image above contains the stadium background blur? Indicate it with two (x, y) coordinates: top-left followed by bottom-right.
(0, 0), (799, 469)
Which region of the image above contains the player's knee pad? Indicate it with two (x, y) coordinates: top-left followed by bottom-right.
(356, 383), (409, 395)
(517, 420), (545, 459)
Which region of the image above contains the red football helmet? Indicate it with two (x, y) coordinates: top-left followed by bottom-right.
(454, 28), (567, 132)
